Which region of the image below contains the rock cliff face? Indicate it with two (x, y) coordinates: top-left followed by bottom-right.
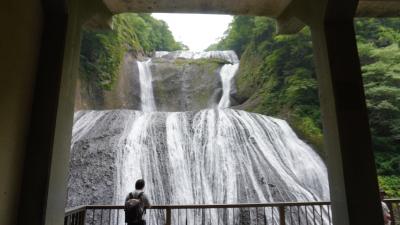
(75, 52), (232, 112)
(151, 58), (223, 111)
(67, 111), (128, 206)
(75, 53), (142, 110)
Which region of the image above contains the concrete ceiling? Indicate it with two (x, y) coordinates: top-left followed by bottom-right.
(357, 0), (400, 17)
(102, 0), (292, 17)
(100, 0), (399, 34)
(103, 0), (400, 17)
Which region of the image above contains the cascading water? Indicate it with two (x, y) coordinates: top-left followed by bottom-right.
(137, 59), (157, 112)
(218, 63), (239, 108)
(155, 50), (239, 64)
(68, 50), (330, 225)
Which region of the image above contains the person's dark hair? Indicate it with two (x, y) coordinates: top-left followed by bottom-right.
(135, 179), (145, 190)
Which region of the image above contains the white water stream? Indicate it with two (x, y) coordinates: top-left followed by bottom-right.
(218, 63), (239, 108)
(137, 59), (157, 112)
(154, 50), (239, 64)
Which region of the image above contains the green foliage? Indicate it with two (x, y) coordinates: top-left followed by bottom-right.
(207, 16), (275, 57)
(376, 152), (400, 175)
(209, 17), (400, 168)
(80, 13), (183, 90)
(356, 19), (400, 175)
(210, 17), (323, 152)
(355, 18), (400, 47)
(378, 176), (400, 197)
(80, 30), (124, 90)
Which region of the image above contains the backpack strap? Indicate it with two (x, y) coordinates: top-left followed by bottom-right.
(137, 192), (146, 215)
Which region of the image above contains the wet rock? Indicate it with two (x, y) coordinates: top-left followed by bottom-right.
(151, 58), (223, 111)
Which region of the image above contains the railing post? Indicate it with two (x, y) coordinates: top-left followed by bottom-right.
(279, 206), (285, 225)
(387, 201), (395, 225)
(166, 208), (171, 225)
(80, 209), (86, 225)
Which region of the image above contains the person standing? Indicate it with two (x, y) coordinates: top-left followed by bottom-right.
(380, 189), (391, 225)
(125, 179), (151, 225)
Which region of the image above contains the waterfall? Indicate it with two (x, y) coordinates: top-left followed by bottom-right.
(70, 109), (330, 225)
(68, 50), (330, 225)
(111, 109), (330, 205)
(155, 50), (239, 64)
(137, 59), (156, 112)
(218, 63), (239, 108)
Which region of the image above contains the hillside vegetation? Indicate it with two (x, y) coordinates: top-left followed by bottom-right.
(209, 17), (400, 196)
(79, 13), (185, 90)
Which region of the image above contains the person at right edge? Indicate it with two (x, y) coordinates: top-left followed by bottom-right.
(125, 179), (151, 225)
(380, 189), (391, 225)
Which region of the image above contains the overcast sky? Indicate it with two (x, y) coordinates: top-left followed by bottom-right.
(152, 13), (233, 51)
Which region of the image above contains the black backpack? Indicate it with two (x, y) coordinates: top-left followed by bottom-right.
(125, 192), (144, 223)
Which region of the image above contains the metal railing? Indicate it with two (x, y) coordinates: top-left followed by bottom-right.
(65, 200), (400, 225)
(65, 202), (332, 225)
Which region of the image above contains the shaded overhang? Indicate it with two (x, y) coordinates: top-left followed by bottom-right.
(102, 0), (400, 17)
(357, 0), (400, 17)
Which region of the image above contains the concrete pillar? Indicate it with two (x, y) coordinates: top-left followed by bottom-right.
(310, 6), (383, 225)
(16, 7), (69, 225)
(0, 1), (43, 225)
(16, 1), (111, 225)
(279, 0), (384, 223)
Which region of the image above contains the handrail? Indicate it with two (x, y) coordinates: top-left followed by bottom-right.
(65, 205), (86, 216)
(64, 202), (331, 225)
(67, 201), (331, 212)
(384, 199), (400, 203)
(65, 200), (400, 225)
